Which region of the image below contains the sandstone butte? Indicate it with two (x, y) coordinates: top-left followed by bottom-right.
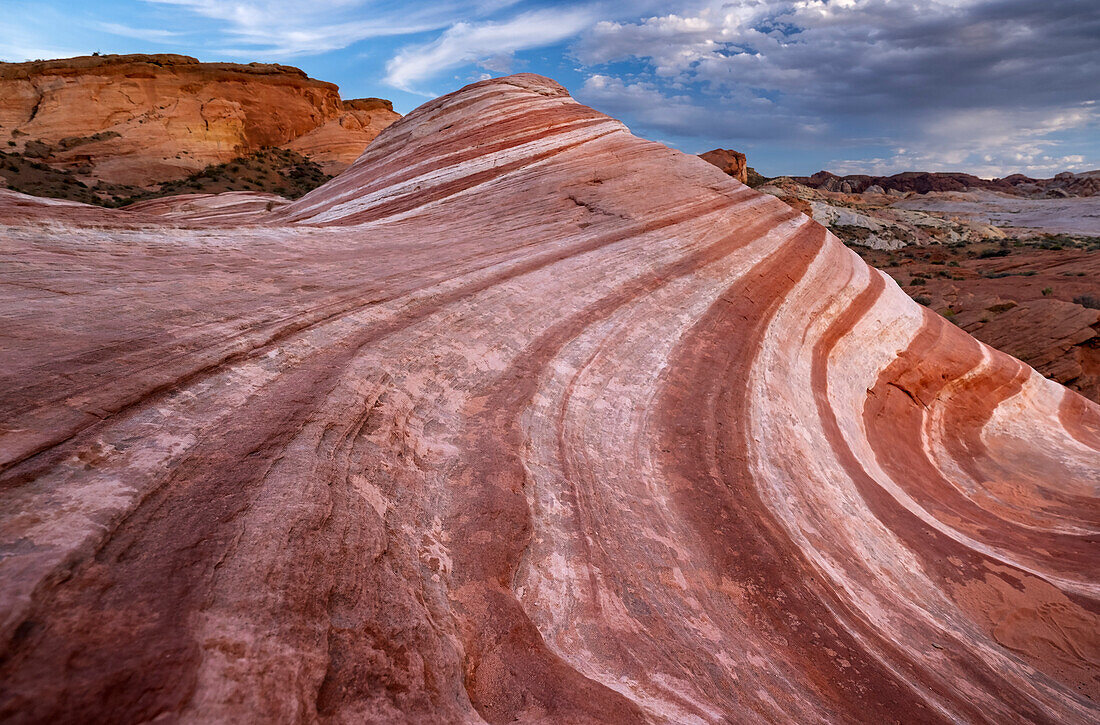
(0, 74), (1097, 724)
(0, 54), (401, 184)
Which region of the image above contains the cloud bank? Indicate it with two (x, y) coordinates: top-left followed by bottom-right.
(570, 0), (1100, 175)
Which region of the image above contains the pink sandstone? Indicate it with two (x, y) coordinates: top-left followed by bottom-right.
(0, 74), (1096, 723)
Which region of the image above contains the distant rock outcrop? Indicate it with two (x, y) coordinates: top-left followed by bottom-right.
(284, 98), (399, 174)
(0, 54), (400, 185)
(798, 169), (1100, 197)
(699, 148), (748, 183)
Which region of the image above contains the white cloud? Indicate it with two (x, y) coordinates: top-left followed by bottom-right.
(96, 22), (185, 42)
(384, 7), (595, 93)
(141, 0), (490, 57)
(580, 74), (701, 131)
(577, 71), (818, 148)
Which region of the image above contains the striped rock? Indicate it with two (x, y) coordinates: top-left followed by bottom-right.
(0, 74), (1096, 724)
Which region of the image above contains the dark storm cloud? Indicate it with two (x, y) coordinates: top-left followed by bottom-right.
(572, 0), (1100, 174)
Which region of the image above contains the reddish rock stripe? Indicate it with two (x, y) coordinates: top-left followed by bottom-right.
(809, 271), (1070, 722)
(863, 316), (1097, 578)
(0, 187), (735, 476)
(284, 109), (614, 222)
(818, 311), (1097, 717)
(932, 352), (1097, 530)
(0, 186), (757, 720)
(447, 202), (801, 723)
(867, 325), (1095, 575)
(310, 125), (621, 226)
(657, 223), (966, 722)
(280, 78), (594, 217)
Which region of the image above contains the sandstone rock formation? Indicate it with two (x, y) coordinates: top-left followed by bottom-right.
(855, 241), (1100, 403)
(0, 74), (1097, 724)
(699, 148), (748, 183)
(285, 98), (399, 174)
(0, 54), (400, 185)
(759, 178), (1008, 249)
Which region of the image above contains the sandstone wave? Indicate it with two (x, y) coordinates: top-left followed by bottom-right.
(0, 74), (1096, 723)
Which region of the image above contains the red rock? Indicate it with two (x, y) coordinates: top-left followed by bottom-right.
(0, 74), (1096, 723)
(0, 54), (400, 185)
(284, 98), (400, 175)
(699, 147), (748, 183)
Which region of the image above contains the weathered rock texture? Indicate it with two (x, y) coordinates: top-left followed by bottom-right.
(699, 148), (748, 183)
(0, 54), (400, 184)
(857, 243), (1100, 403)
(285, 98), (399, 175)
(0, 74), (1097, 724)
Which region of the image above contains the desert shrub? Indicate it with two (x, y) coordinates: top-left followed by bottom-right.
(1074, 294), (1100, 309)
(909, 276), (928, 285)
(1041, 287), (1053, 296)
(912, 295), (933, 306)
(978, 248), (1010, 258)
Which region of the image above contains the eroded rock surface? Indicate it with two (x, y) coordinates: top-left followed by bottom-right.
(699, 148), (748, 183)
(0, 54), (400, 185)
(0, 74), (1097, 724)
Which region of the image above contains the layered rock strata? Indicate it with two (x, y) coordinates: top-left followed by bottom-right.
(0, 54), (400, 184)
(0, 74), (1096, 724)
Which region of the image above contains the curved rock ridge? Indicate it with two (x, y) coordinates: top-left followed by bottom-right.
(0, 73), (1097, 723)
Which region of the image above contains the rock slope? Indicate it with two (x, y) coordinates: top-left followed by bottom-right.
(848, 241), (1100, 403)
(0, 54), (400, 185)
(0, 74), (1097, 724)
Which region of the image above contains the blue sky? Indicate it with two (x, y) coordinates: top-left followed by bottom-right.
(3, 0), (1098, 177)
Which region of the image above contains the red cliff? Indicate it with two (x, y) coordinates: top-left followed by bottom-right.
(0, 54), (400, 184)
